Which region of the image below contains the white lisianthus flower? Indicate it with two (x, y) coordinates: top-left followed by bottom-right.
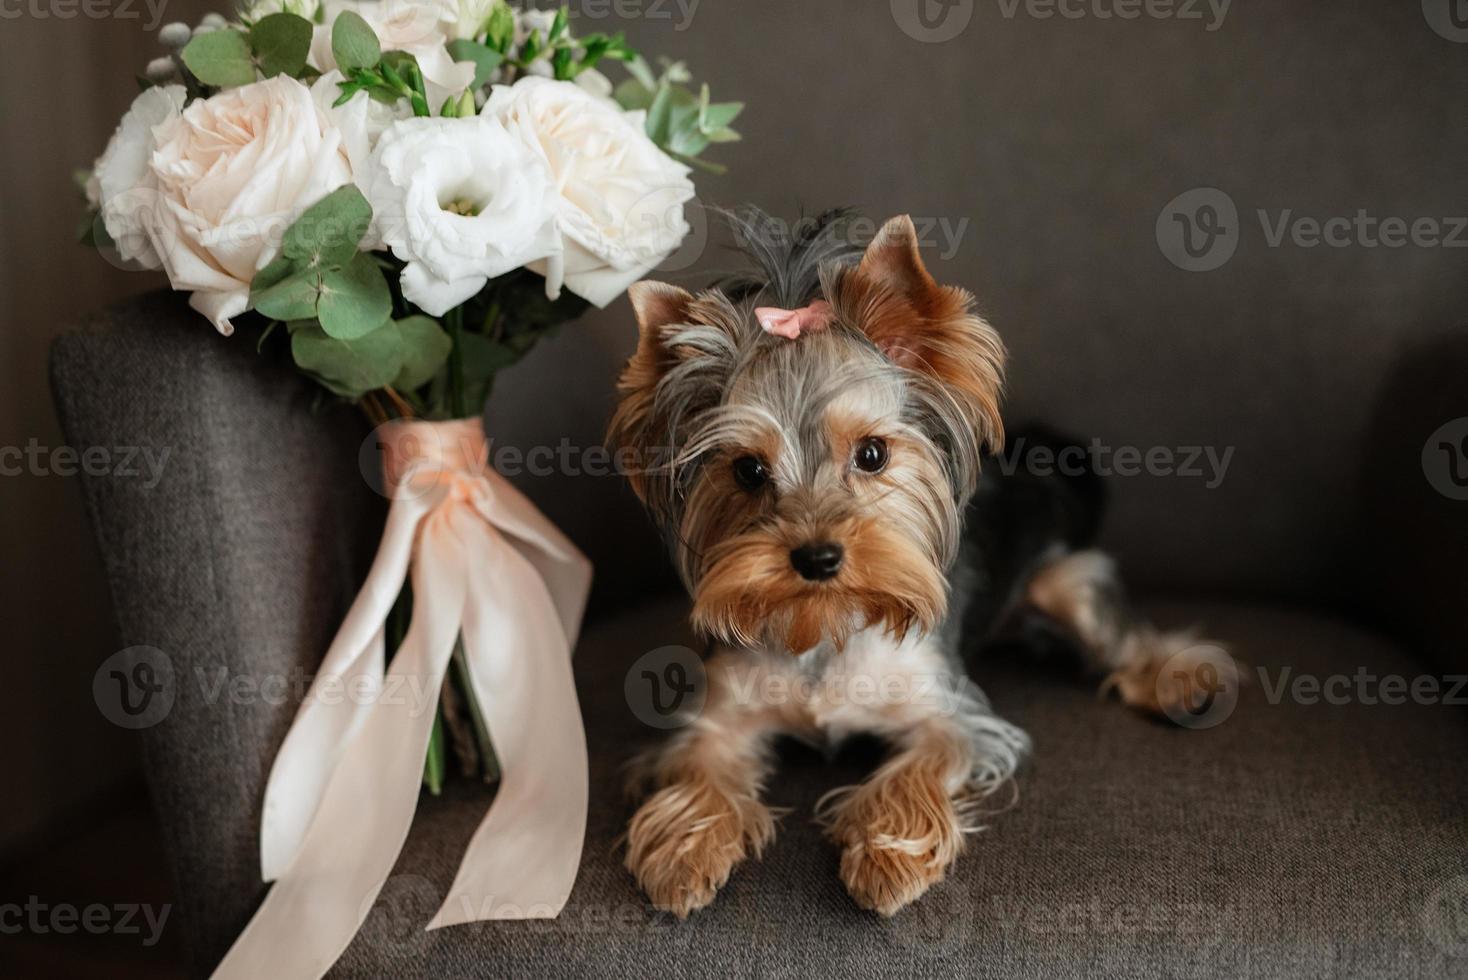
(92, 85), (187, 268)
(483, 77), (696, 307)
(124, 75), (355, 334)
(365, 115), (559, 316)
(310, 0), (477, 106)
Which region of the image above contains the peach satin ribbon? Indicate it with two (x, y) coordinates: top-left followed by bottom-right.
(212, 418), (592, 979)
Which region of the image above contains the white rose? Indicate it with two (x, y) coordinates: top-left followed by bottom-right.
(241, 0), (320, 19)
(365, 115), (558, 316)
(484, 77), (695, 307)
(522, 58), (614, 101)
(437, 0), (503, 40)
(92, 85), (187, 268)
(311, 0), (476, 106)
(136, 76), (355, 333)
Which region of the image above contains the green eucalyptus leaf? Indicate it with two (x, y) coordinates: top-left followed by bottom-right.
(445, 38), (502, 90)
(645, 85), (674, 144)
(250, 12), (313, 78)
(317, 252), (392, 340)
(623, 55), (657, 90)
(613, 78), (653, 112)
(252, 259), (321, 321)
(291, 320), (404, 398)
(668, 128), (710, 158)
(331, 10), (381, 72)
(282, 185), (373, 267)
(180, 30), (256, 88)
(392, 316), (453, 390)
(700, 99), (744, 133)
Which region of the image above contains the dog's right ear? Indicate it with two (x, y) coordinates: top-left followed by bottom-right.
(608, 280), (698, 506)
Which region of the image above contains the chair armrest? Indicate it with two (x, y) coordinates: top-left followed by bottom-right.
(49, 292), (383, 975)
(1360, 330), (1468, 675)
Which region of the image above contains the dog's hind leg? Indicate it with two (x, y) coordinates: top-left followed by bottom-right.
(1022, 549), (1235, 722)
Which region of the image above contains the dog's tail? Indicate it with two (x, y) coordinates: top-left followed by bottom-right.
(965, 425), (1232, 721)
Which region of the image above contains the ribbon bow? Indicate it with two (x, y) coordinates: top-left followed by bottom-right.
(213, 417), (592, 979)
(755, 300), (833, 339)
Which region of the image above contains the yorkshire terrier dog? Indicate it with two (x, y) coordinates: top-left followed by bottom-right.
(608, 209), (1221, 918)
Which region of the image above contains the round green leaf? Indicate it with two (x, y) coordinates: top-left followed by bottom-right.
(317, 253), (392, 340)
(332, 10), (381, 72)
(250, 12), (314, 79)
(282, 185), (373, 268)
(391, 316), (453, 391)
(252, 261), (321, 321)
(291, 320), (403, 398)
(181, 30), (256, 88)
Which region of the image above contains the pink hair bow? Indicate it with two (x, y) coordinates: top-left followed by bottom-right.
(755, 300), (833, 339)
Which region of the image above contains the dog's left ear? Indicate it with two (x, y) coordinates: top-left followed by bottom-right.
(837, 214), (1006, 451)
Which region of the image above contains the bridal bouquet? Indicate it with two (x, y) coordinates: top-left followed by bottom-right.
(84, 0), (739, 416)
(79, 3), (743, 969)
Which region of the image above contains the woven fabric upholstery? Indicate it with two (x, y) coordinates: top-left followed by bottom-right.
(323, 597), (1468, 980)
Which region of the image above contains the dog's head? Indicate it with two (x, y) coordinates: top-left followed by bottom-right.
(609, 210), (1005, 653)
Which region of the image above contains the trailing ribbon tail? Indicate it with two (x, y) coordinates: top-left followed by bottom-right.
(212, 418), (593, 980)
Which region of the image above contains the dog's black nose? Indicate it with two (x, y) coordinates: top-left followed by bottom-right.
(790, 542), (844, 581)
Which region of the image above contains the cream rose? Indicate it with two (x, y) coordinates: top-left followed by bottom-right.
(364, 115), (559, 316)
(133, 75), (355, 333)
(483, 76), (695, 306)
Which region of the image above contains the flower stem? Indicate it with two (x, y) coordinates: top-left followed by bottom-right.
(447, 305), (467, 419)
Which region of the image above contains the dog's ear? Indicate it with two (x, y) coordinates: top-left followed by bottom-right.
(610, 280), (742, 510)
(838, 214), (1006, 452)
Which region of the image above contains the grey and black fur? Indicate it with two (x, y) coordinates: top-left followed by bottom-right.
(610, 207), (1226, 918)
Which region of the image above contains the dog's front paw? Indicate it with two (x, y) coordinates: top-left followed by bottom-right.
(821, 757), (966, 916)
(625, 776), (774, 918)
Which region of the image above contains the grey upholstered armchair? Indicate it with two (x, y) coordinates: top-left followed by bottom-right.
(51, 1), (1468, 976)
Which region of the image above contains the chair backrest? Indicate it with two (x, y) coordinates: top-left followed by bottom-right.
(609, 0), (1468, 608)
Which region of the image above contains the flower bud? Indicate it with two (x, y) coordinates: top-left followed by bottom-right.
(145, 57), (179, 82)
(158, 22), (192, 49)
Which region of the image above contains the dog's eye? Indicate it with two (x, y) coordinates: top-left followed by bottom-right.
(853, 436), (889, 474)
(732, 455), (770, 491)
